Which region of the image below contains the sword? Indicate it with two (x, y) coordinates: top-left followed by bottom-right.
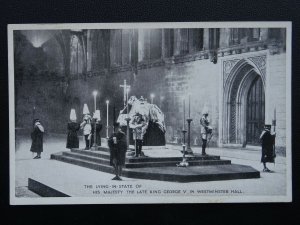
(207, 133), (213, 148)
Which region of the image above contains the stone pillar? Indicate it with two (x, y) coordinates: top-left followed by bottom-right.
(280, 28), (286, 42)
(138, 29), (150, 61)
(86, 30), (92, 72)
(138, 30), (143, 61)
(161, 29), (166, 59)
(173, 29), (181, 56)
(110, 30), (122, 66)
(219, 28), (230, 48)
(203, 28), (210, 50)
(131, 30), (138, 66)
(260, 28), (268, 41)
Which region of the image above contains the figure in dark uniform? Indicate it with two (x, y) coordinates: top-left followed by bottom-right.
(80, 114), (92, 150)
(108, 122), (127, 180)
(260, 124), (276, 172)
(131, 113), (147, 157)
(30, 119), (44, 159)
(91, 119), (103, 146)
(200, 111), (212, 155)
(66, 109), (80, 149)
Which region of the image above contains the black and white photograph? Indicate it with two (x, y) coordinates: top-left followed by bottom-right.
(8, 22), (292, 204)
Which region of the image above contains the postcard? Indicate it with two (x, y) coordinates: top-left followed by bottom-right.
(8, 22), (292, 204)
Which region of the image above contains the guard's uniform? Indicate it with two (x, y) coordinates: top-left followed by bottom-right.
(131, 115), (147, 157)
(200, 115), (210, 155)
(80, 114), (92, 150)
(108, 130), (127, 166)
(260, 127), (276, 164)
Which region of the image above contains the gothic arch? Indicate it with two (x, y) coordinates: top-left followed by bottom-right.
(222, 55), (266, 145)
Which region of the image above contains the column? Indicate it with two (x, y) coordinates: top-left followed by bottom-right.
(203, 28), (210, 50)
(173, 29), (181, 56)
(219, 28), (230, 48)
(86, 30), (92, 72)
(260, 28), (268, 41)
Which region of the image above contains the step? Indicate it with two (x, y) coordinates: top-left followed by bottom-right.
(62, 151), (110, 165)
(71, 149), (110, 160)
(51, 152), (260, 182)
(124, 159), (231, 168)
(58, 152), (230, 168)
(51, 153), (114, 174)
(121, 165), (260, 182)
(70, 149), (221, 163)
(126, 155), (220, 163)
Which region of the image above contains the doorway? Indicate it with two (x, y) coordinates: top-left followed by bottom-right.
(246, 76), (265, 145)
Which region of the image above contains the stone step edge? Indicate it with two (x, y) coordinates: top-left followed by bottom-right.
(58, 152), (230, 167)
(51, 155), (260, 182)
(70, 149), (221, 161)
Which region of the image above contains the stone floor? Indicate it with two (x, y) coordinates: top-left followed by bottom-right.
(13, 134), (289, 201)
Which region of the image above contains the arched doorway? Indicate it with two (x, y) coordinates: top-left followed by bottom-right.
(246, 76), (265, 145)
(222, 59), (266, 146)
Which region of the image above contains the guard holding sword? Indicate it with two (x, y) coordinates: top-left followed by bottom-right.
(200, 110), (213, 156)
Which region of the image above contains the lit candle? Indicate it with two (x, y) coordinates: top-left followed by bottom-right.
(188, 94), (191, 119)
(274, 107), (276, 121)
(183, 98), (185, 130)
(106, 100), (109, 138)
(93, 91), (97, 112)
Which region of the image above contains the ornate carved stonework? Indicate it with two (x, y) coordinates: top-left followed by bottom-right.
(223, 54), (266, 88)
(248, 55), (266, 82)
(222, 54), (267, 144)
(223, 59), (240, 85)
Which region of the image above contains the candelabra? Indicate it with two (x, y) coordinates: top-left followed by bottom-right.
(177, 129), (189, 167)
(186, 118), (194, 155)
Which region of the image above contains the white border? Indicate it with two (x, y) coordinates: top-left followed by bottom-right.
(8, 22), (292, 205)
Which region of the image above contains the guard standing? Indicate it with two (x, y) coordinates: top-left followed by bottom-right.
(260, 124), (276, 172)
(131, 113), (147, 157)
(200, 111), (212, 155)
(80, 114), (92, 150)
(108, 122), (127, 180)
(66, 109), (80, 149)
(30, 119), (44, 159)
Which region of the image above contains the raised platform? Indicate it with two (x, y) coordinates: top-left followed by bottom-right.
(50, 147), (260, 182)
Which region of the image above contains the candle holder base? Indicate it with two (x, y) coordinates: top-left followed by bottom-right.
(186, 118), (194, 155)
(177, 158), (189, 167)
(91, 145), (98, 151)
(177, 144), (189, 167)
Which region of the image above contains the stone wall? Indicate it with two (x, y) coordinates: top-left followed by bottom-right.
(266, 53), (287, 151)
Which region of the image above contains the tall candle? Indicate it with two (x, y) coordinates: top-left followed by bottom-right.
(188, 94), (191, 118)
(274, 107), (276, 120)
(106, 100), (109, 137)
(106, 102), (109, 126)
(183, 99), (186, 129)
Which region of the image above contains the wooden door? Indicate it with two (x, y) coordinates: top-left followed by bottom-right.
(246, 76), (265, 145)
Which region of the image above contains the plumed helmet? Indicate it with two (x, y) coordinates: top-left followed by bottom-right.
(83, 104), (90, 115)
(70, 109), (77, 121)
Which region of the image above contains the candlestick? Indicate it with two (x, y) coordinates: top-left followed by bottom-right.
(188, 94), (191, 118)
(183, 99), (186, 130)
(126, 86), (130, 115)
(150, 93), (155, 104)
(92, 91), (98, 148)
(106, 100), (109, 138)
(93, 91), (97, 112)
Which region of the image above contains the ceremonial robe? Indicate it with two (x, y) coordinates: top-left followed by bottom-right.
(30, 124), (44, 153)
(260, 130), (275, 163)
(66, 122), (80, 149)
(108, 130), (127, 166)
